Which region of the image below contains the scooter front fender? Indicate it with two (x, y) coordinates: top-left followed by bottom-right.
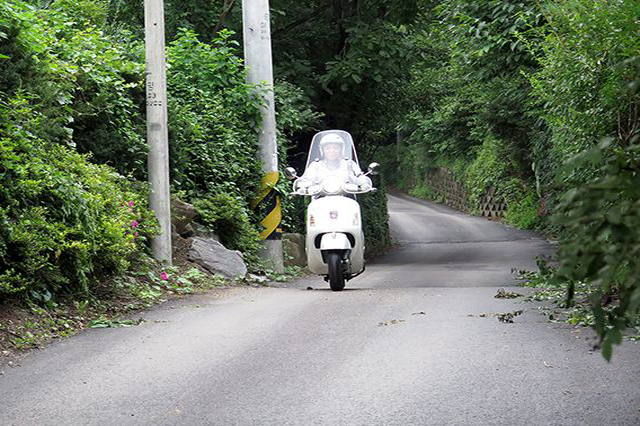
(320, 232), (352, 250)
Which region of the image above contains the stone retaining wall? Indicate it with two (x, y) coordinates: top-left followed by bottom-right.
(427, 167), (469, 212)
(425, 168), (507, 218)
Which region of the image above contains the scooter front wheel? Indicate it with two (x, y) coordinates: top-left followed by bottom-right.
(327, 252), (345, 292)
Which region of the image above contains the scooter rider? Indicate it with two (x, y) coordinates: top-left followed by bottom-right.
(297, 133), (372, 191)
(288, 130), (378, 291)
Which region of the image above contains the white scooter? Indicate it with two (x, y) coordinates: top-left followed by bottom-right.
(286, 130), (378, 291)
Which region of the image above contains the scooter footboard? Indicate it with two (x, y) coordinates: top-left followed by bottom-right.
(320, 232), (351, 250)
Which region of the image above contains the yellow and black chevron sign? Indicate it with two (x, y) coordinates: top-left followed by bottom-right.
(251, 171), (282, 240)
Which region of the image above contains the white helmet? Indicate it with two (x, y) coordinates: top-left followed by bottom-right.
(319, 133), (344, 147)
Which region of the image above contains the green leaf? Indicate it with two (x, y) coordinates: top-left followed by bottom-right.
(602, 338), (612, 362)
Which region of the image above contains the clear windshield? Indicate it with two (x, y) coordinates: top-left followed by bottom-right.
(294, 130), (371, 196)
(304, 130), (359, 172)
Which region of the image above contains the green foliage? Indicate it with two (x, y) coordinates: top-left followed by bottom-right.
(166, 28), (324, 243)
(0, 97), (156, 298)
(1, 0), (147, 175)
(359, 149), (391, 255)
(167, 28), (262, 200)
(275, 80), (323, 137)
(527, 0), (640, 209)
(554, 138), (640, 360)
(0, 1), (155, 300)
(409, 183), (437, 201)
(504, 191), (538, 229)
(106, 0), (232, 42)
(193, 194), (260, 255)
(268, 0), (422, 148)
(361, 183), (391, 256)
(438, 0), (543, 74)
(525, 0), (640, 358)
(464, 135), (513, 207)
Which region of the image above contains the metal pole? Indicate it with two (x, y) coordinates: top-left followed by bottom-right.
(242, 0), (284, 273)
(145, 0), (172, 265)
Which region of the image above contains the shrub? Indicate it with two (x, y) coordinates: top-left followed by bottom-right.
(193, 194), (260, 255)
(361, 183), (391, 256)
(0, 97), (156, 298)
(464, 134), (516, 208)
(409, 182), (436, 200)
(528, 0), (640, 358)
(0, 0), (148, 176)
(166, 29), (262, 202)
(504, 191), (539, 230)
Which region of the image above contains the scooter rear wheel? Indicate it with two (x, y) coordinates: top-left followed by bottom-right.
(327, 252), (345, 291)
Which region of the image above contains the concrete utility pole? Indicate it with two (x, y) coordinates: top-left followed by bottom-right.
(242, 0), (284, 273)
(145, 0), (172, 265)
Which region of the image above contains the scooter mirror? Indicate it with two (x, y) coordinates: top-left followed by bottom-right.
(285, 167), (298, 180)
(367, 162), (380, 176)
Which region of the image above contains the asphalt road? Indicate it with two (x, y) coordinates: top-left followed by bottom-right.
(1, 193), (639, 425)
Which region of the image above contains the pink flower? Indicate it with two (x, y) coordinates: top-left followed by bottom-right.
(128, 201), (135, 208)
(133, 232), (139, 238)
(160, 271), (169, 281)
(130, 220), (139, 228)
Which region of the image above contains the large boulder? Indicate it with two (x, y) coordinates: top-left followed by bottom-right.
(188, 237), (247, 279)
(283, 233), (306, 267)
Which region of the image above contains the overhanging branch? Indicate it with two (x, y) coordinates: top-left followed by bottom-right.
(272, 4), (331, 38)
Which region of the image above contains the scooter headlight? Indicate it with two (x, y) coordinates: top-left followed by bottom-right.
(322, 176), (342, 194)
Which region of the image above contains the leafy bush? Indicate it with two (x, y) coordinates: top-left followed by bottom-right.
(528, 0), (640, 358)
(275, 80), (323, 138)
(464, 135), (511, 206)
(166, 28), (262, 199)
(358, 150), (391, 255)
(0, 0), (148, 176)
(0, 97), (156, 298)
(554, 138), (640, 360)
(504, 192), (539, 229)
(361, 183), (391, 256)
(193, 194), (260, 255)
(409, 182), (436, 201)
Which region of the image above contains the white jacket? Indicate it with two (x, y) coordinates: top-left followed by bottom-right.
(300, 159), (372, 189)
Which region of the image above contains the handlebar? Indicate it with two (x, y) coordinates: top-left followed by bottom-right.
(292, 183), (376, 196)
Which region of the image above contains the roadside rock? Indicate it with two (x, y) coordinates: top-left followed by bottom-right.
(246, 274), (269, 285)
(188, 237), (247, 279)
(172, 199), (198, 237)
(192, 223), (220, 241)
(283, 233), (306, 267)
